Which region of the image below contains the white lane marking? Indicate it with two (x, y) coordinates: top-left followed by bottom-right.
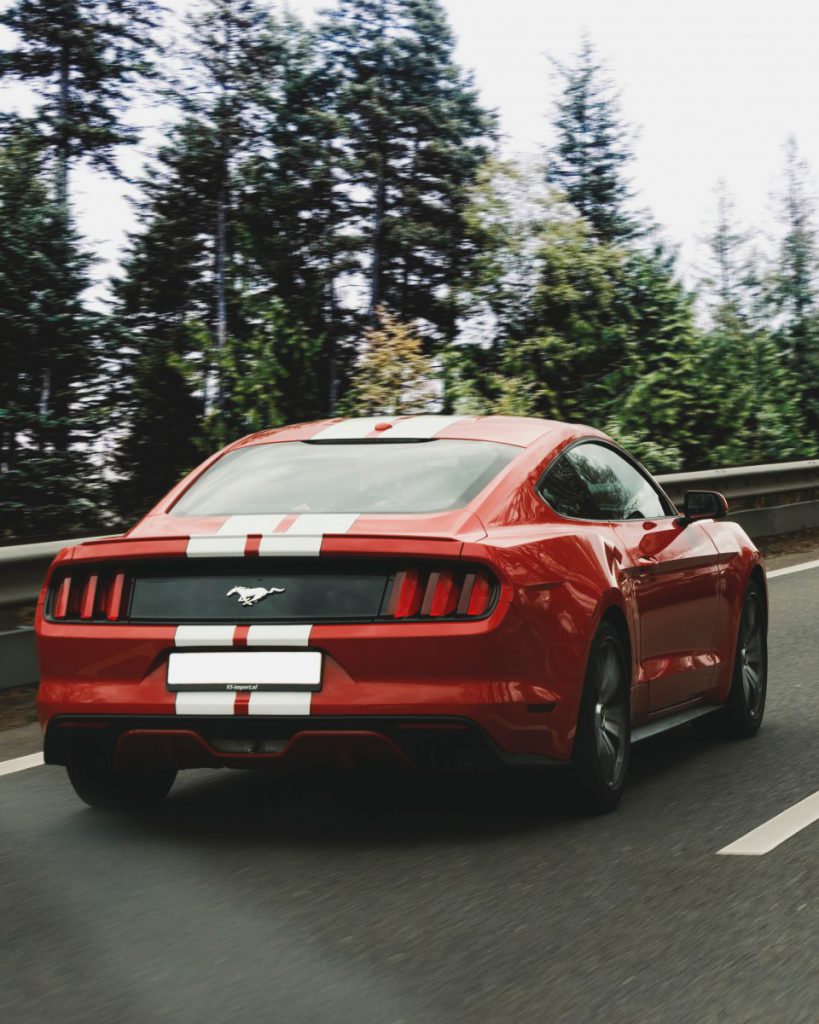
(187, 536), (246, 557)
(0, 752), (44, 778)
(175, 692), (237, 716)
(175, 625), (236, 647)
(168, 651), (322, 687)
(288, 513), (359, 535)
(216, 515), (286, 536)
(718, 789), (819, 855)
(247, 624), (313, 647)
(258, 535), (323, 557)
(385, 414), (468, 438)
(311, 417), (394, 440)
(767, 558), (819, 579)
(248, 691), (311, 716)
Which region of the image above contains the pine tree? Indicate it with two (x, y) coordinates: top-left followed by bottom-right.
(172, 0), (282, 408)
(698, 185), (806, 464)
(176, 301), (324, 453)
(242, 11), (355, 411)
(547, 37), (638, 244)
(320, 0), (495, 337)
(113, 1), (283, 514)
(0, 0), (159, 206)
(0, 118), (103, 538)
(769, 138), (819, 443)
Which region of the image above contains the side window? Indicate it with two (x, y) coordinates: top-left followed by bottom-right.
(539, 442), (669, 521)
(538, 452), (601, 520)
(565, 443), (667, 520)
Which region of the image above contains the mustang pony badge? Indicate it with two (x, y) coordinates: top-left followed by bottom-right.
(226, 585), (285, 607)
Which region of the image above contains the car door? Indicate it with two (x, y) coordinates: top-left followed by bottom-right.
(558, 442), (722, 711)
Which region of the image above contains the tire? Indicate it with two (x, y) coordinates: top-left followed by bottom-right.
(693, 578), (767, 741)
(572, 621), (631, 814)
(66, 761), (176, 811)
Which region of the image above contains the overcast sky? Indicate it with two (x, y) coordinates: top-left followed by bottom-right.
(4, 0), (819, 291)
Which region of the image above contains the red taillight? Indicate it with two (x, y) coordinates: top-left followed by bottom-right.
(53, 577), (72, 618)
(423, 570), (458, 617)
(384, 567), (495, 620)
(388, 569), (424, 618)
(50, 570), (130, 622)
(104, 572), (128, 620)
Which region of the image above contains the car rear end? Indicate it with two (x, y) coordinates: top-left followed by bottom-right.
(36, 422), (578, 788)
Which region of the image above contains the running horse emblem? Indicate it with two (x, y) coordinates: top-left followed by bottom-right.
(226, 585), (286, 607)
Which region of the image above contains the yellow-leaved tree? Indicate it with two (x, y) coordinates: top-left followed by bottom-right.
(342, 308), (438, 415)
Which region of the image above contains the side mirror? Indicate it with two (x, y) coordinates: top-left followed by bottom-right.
(682, 490), (729, 522)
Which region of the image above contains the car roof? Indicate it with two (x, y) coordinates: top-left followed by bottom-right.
(231, 414), (605, 451)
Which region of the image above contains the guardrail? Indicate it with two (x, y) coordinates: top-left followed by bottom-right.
(1, 458), (818, 692)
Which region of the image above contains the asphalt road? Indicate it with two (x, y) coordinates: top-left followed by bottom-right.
(1, 567), (818, 1024)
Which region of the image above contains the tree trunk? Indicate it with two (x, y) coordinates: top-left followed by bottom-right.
(369, 153), (386, 319)
(214, 177), (228, 412)
(57, 40), (70, 210)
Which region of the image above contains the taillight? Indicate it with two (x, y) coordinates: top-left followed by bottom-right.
(49, 569), (130, 622)
(383, 566), (495, 620)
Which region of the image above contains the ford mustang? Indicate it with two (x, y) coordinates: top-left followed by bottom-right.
(35, 415), (768, 812)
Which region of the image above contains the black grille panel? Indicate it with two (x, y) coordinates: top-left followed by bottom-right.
(128, 558), (390, 623)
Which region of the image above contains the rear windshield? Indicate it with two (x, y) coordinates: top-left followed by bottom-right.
(171, 440), (519, 516)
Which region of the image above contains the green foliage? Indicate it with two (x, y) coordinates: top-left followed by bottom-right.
(0, 0), (159, 196)
(0, 118), (106, 539)
(547, 37), (638, 244)
(3, 10), (819, 542)
(341, 309), (438, 415)
(179, 303), (325, 452)
(320, 0), (496, 337)
(769, 139), (819, 440)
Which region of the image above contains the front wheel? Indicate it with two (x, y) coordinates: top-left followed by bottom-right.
(66, 761), (176, 810)
(571, 621), (631, 814)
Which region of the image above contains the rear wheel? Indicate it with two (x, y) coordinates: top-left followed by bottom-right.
(693, 579), (767, 740)
(66, 761), (176, 810)
(572, 621), (631, 813)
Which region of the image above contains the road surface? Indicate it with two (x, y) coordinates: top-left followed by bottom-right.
(1, 564), (817, 1023)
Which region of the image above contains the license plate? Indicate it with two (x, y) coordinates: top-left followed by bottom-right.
(167, 651), (322, 692)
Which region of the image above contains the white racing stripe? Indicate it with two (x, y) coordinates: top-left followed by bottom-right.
(247, 624), (313, 647)
(258, 535), (323, 557)
(287, 513), (360, 534)
(175, 692), (237, 716)
(718, 789), (819, 855)
(248, 691), (311, 716)
(187, 536), (247, 557)
(175, 625), (236, 647)
(216, 515), (286, 536)
(188, 512), (360, 558)
(384, 414), (468, 438)
(0, 752), (44, 778)
(311, 416), (395, 440)
(767, 558), (819, 579)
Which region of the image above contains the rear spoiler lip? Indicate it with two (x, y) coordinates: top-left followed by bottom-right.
(65, 535), (472, 563)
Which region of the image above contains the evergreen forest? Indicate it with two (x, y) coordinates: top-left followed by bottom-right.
(1, 0), (818, 540)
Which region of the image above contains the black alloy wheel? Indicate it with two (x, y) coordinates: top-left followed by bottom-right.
(572, 621), (631, 813)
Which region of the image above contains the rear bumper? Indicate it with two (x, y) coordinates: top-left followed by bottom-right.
(36, 607), (591, 764)
(43, 714), (565, 773)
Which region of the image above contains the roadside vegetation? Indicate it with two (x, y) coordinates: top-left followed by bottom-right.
(0, 1), (817, 540)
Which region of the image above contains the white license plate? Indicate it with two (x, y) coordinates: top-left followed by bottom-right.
(167, 651), (322, 692)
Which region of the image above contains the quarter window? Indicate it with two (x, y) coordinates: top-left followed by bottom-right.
(539, 442), (669, 521)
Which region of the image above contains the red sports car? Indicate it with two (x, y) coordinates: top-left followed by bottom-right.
(35, 415), (767, 812)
